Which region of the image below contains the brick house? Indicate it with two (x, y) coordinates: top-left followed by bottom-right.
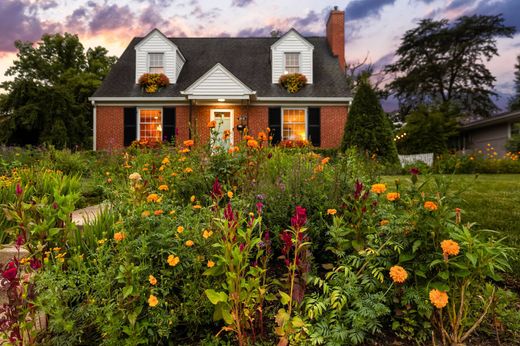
(90, 8), (351, 150)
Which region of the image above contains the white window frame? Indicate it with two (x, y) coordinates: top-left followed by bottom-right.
(137, 107), (164, 140)
(210, 109), (235, 145)
(148, 52), (164, 74)
(281, 107), (307, 141)
(284, 52), (300, 74)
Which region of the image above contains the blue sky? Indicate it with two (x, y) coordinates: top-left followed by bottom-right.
(0, 0), (519, 109)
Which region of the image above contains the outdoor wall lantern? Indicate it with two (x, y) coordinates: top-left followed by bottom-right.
(237, 114), (248, 133)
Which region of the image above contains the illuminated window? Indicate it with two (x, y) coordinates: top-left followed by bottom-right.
(149, 53), (164, 73)
(139, 109), (162, 141)
(285, 53), (300, 74)
(282, 108), (306, 141)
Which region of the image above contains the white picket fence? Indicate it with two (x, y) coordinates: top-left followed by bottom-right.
(398, 153), (434, 167)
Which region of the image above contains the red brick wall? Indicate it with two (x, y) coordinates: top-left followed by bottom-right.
(175, 106), (190, 144)
(96, 106), (124, 150)
(326, 9), (345, 71)
(321, 106), (348, 148)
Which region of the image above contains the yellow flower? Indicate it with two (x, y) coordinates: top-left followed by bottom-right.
(190, 195), (196, 202)
(19, 257), (30, 265)
(429, 289), (448, 309)
(203, 230), (213, 239)
(177, 226), (184, 233)
(207, 260), (215, 268)
(371, 183), (387, 194)
(162, 157), (170, 165)
(179, 148), (190, 154)
(114, 232), (126, 242)
(167, 255), (180, 267)
(185, 240), (194, 247)
(141, 210), (150, 217)
(129, 172), (142, 181)
(424, 201), (438, 211)
(389, 265), (408, 284)
(440, 239), (460, 257)
(227, 191), (233, 198)
(327, 209), (337, 215)
(97, 239), (107, 245)
(184, 167), (193, 173)
(154, 210), (164, 216)
(149, 275), (157, 285)
(158, 184), (169, 191)
(147, 194), (159, 203)
(148, 294), (159, 307)
(53, 247), (62, 252)
(386, 192), (400, 201)
(159, 165), (165, 171)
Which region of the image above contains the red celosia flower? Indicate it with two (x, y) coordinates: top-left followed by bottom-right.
(30, 258), (42, 270)
(16, 183), (22, 196)
(2, 261), (18, 281)
(211, 177), (223, 199)
(291, 206), (307, 229)
(354, 180), (364, 200)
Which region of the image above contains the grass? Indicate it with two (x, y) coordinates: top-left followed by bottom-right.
(383, 174), (520, 272)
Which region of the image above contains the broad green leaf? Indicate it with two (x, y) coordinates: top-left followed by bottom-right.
(122, 285), (133, 299)
(279, 291), (291, 306)
(205, 289), (228, 305)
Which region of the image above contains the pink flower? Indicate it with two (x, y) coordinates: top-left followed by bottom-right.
(15, 183), (22, 196)
(256, 202), (264, 214)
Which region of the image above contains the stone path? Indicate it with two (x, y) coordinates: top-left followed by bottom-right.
(71, 203), (107, 228)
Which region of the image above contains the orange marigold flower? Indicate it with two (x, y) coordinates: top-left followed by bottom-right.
(371, 183), (387, 194)
(149, 275), (157, 285)
(203, 229), (213, 239)
(148, 294), (159, 307)
(185, 240), (194, 247)
(193, 204), (202, 209)
(207, 120), (216, 128)
(147, 193), (159, 203)
(258, 132), (268, 141)
(167, 255), (180, 267)
(424, 201), (438, 211)
(161, 157), (170, 164)
(183, 140), (194, 147)
(321, 157), (330, 165)
(141, 210), (151, 217)
(386, 192), (400, 201)
(244, 135), (254, 141)
(429, 289), (448, 309)
(154, 210), (164, 216)
(114, 232), (126, 242)
(207, 260), (215, 268)
(184, 167), (193, 173)
(247, 139), (259, 149)
(327, 209), (337, 215)
(380, 219), (390, 226)
(440, 239), (460, 257)
(223, 130), (231, 140)
(158, 184), (168, 191)
(389, 265), (408, 284)
(177, 226), (184, 233)
(227, 191), (233, 198)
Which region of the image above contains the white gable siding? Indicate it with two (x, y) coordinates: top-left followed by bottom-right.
(135, 31), (176, 83)
(186, 65), (252, 96)
(271, 31), (313, 84)
(175, 50), (185, 82)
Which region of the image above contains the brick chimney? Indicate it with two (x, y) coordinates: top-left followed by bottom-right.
(326, 6), (345, 72)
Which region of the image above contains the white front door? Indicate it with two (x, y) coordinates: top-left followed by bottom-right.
(210, 109), (234, 147)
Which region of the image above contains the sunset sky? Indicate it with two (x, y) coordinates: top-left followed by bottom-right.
(1, 0), (519, 109)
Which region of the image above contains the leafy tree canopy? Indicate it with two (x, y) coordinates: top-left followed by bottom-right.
(341, 78), (398, 164)
(0, 33), (116, 148)
(510, 55), (520, 112)
(385, 15), (515, 117)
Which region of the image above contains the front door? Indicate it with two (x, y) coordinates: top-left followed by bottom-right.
(210, 109), (234, 147)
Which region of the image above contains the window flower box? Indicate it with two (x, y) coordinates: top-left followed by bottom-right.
(138, 73), (170, 93)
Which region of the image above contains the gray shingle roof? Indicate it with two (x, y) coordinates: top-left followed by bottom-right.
(92, 36), (351, 98)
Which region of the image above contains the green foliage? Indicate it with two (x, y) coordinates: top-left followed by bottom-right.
(396, 104), (459, 155)
(340, 80), (398, 164)
(385, 15), (516, 117)
(279, 73), (307, 93)
(0, 33), (116, 148)
(506, 123), (520, 152)
(510, 55), (520, 111)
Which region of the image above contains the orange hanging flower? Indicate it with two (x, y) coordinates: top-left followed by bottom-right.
(167, 255), (180, 267)
(185, 240), (194, 247)
(114, 232), (126, 242)
(429, 289), (448, 309)
(441, 239), (460, 257)
(424, 201), (438, 211)
(149, 275), (157, 285)
(158, 184), (168, 191)
(247, 139), (259, 149)
(327, 209), (337, 215)
(389, 265), (408, 284)
(207, 260), (215, 268)
(147, 193), (159, 203)
(207, 120), (216, 128)
(148, 294), (159, 307)
(386, 192), (400, 201)
(371, 183), (387, 194)
(183, 139), (194, 147)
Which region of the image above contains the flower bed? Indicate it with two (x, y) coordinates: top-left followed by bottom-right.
(0, 137), (519, 345)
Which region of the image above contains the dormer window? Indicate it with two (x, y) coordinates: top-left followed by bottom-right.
(148, 53), (164, 73)
(285, 53), (300, 74)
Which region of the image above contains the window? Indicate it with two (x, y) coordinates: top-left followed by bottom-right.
(149, 53), (164, 73)
(285, 53), (300, 74)
(139, 109), (162, 141)
(282, 108), (306, 141)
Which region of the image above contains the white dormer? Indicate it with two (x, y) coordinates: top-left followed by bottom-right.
(135, 29), (185, 84)
(271, 29), (314, 84)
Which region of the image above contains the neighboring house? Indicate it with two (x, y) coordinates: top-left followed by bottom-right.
(89, 8), (351, 150)
(460, 110), (520, 156)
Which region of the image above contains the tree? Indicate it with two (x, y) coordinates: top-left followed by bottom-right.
(0, 33), (116, 148)
(510, 55), (520, 111)
(341, 78), (398, 164)
(385, 15), (515, 117)
(396, 104), (459, 155)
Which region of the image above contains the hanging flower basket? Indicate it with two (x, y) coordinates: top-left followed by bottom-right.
(279, 73), (307, 93)
(138, 73), (170, 93)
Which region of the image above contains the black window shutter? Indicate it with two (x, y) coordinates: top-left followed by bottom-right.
(124, 107), (137, 146)
(163, 107), (176, 144)
(308, 107), (321, 147)
(268, 107), (281, 145)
